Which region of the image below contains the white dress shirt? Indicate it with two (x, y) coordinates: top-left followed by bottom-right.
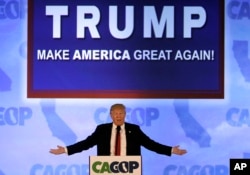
(110, 123), (127, 156)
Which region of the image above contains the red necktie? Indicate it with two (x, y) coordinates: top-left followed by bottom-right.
(115, 126), (121, 156)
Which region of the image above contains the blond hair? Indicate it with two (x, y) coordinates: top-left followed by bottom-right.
(110, 104), (126, 112)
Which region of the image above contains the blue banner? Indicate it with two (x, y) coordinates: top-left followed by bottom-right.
(28, 0), (224, 98)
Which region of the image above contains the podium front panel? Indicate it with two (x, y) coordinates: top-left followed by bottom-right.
(89, 156), (142, 175)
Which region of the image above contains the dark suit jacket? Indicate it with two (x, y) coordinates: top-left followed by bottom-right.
(67, 122), (172, 156)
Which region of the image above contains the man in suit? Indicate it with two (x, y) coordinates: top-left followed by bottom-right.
(50, 103), (187, 156)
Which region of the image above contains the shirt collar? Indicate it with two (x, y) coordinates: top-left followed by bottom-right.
(112, 123), (125, 130)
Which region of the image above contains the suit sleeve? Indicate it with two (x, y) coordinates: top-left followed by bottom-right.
(137, 127), (172, 156)
(66, 126), (100, 155)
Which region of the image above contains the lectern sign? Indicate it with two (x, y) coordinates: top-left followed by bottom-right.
(89, 156), (142, 175)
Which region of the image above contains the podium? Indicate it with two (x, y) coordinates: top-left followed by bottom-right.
(89, 156), (142, 175)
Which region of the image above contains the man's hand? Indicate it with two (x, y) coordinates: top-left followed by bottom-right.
(49, 145), (66, 155)
(172, 145), (187, 155)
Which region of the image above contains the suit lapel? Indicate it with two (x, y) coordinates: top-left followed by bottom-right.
(107, 123), (112, 141)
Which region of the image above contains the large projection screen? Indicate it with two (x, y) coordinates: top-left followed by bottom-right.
(28, 0), (224, 98)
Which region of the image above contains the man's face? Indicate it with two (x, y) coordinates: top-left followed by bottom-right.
(110, 108), (126, 126)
